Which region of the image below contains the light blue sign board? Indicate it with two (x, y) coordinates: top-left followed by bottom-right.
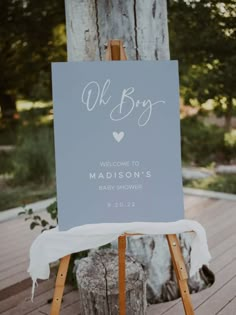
(52, 61), (184, 231)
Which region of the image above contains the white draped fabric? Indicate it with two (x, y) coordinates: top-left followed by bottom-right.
(28, 220), (211, 298)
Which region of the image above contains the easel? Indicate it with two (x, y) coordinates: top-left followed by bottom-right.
(50, 40), (194, 315)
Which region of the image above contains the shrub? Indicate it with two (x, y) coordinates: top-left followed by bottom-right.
(181, 117), (236, 166)
(224, 130), (236, 159)
(184, 174), (236, 194)
(12, 126), (55, 184)
(0, 122), (18, 145)
(0, 151), (13, 175)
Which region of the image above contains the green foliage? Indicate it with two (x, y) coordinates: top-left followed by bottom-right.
(0, 183), (55, 211)
(169, 0), (236, 129)
(18, 200), (57, 231)
(46, 201), (58, 221)
(0, 0), (66, 116)
(0, 121), (19, 145)
(181, 117), (236, 166)
(12, 126), (55, 184)
(0, 105), (57, 211)
(0, 151), (13, 175)
(184, 174), (236, 195)
(224, 130), (236, 148)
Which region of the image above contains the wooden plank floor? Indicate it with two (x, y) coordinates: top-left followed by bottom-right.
(0, 195), (236, 314)
(0, 212), (52, 291)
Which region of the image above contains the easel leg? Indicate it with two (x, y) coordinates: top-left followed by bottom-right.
(50, 255), (71, 315)
(166, 234), (195, 315)
(118, 235), (126, 315)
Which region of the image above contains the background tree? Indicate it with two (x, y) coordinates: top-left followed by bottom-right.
(168, 0), (236, 130)
(0, 0), (66, 120)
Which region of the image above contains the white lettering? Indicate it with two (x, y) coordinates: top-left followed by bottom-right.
(81, 79), (165, 127)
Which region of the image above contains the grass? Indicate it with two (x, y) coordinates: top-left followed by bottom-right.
(183, 174), (236, 195)
(12, 126), (55, 184)
(0, 151), (13, 175)
(0, 125), (18, 145)
(181, 117), (236, 166)
(0, 182), (56, 211)
(0, 125), (56, 211)
(0, 102), (56, 211)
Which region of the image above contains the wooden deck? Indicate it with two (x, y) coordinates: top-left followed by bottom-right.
(0, 194), (236, 314)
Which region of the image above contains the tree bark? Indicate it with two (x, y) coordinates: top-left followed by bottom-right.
(225, 97), (233, 131)
(65, 0), (170, 62)
(65, 0), (99, 61)
(76, 249), (147, 315)
(135, 0), (170, 60)
(0, 93), (17, 120)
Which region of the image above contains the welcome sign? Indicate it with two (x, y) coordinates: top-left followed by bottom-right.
(52, 61), (184, 231)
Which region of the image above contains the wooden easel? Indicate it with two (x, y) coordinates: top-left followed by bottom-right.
(50, 40), (194, 315)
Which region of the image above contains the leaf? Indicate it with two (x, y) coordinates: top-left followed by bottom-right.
(47, 201), (57, 212)
(41, 220), (49, 227)
(18, 211), (26, 216)
(51, 212), (57, 220)
(30, 222), (40, 230)
(33, 215), (41, 221)
(47, 201), (58, 220)
(28, 209), (33, 215)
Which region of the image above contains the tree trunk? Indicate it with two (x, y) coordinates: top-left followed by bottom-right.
(64, 0), (170, 62)
(225, 98), (233, 131)
(76, 249), (147, 314)
(0, 93), (17, 120)
(64, 0), (191, 308)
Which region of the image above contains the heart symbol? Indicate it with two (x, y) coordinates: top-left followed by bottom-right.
(113, 131), (125, 143)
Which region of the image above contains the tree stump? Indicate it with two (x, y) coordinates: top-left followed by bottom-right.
(76, 249), (147, 315)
